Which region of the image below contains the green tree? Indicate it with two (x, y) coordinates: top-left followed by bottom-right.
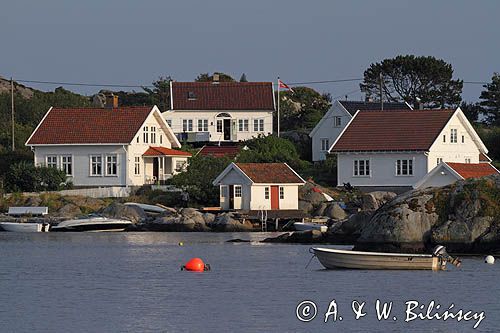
(238, 135), (306, 167)
(479, 72), (500, 125)
(142, 76), (173, 111)
(460, 101), (482, 123)
(278, 87), (331, 131)
(195, 72), (235, 82)
(360, 55), (463, 108)
(239, 73), (248, 82)
(169, 155), (232, 206)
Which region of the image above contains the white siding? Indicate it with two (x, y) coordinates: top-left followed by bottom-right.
(162, 110), (273, 142)
(415, 168), (460, 189)
(337, 152), (428, 187)
(427, 113), (481, 171)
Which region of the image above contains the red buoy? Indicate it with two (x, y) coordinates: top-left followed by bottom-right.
(182, 258), (210, 272)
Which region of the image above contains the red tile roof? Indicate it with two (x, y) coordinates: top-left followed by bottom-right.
(446, 162), (499, 179)
(479, 153), (492, 162)
(199, 145), (241, 159)
(27, 106), (153, 145)
(143, 146), (192, 157)
(331, 109), (455, 152)
(171, 82), (274, 111)
(235, 163), (304, 184)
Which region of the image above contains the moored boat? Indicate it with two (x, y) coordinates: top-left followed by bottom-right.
(0, 222), (50, 232)
(51, 215), (132, 232)
(293, 222), (328, 232)
(311, 246), (461, 271)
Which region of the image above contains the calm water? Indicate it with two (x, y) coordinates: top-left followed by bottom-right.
(0, 232), (498, 333)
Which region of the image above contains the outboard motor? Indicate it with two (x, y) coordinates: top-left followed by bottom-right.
(433, 245), (461, 267)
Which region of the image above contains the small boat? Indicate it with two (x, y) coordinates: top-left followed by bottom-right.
(0, 222), (50, 232)
(311, 245), (461, 271)
(294, 222), (328, 232)
(124, 202), (166, 214)
(51, 215), (132, 232)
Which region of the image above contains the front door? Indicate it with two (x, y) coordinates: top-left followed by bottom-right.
(229, 185), (235, 209)
(271, 186), (279, 210)
(223, 119), (231, 140)
(153, 158), (159, 182)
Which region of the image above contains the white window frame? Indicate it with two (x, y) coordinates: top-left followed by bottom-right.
(353, 159), (370, 177)
(220, 185), (228, 198)
(450, 128), (458, 143)
(334, 116), (342, 127)
(395, 159), (414, 176)
(46, 155), (58, 168)
(264, 187), (270, 199)
(105, 154), (118, 177)
(198, 119), (208, 132)
(183, 119), (193, 132)
(465, 157), (471, 164)
(320, 138), (330, 152)
(175, 160), (186, 172)
(238, 119), (249, 132)
(143, 126), (149, 143)
(151, 126), (156, 144)
(134, 156), (141, 175)
(234, 185), (242, 198)
(61, 155), (73, 176)
(90, 155), (103, 176)
(253, 118), (264, 132)
(217, 119), (223, 133)
(437, 157), (443, 165)
(279, 186), (284, 199)
(461, 134), (465, 143)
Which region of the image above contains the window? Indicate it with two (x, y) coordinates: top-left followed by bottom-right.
(151, 126), (156, 144)
(234, 185), (242, 198)
(217, 120), (223, 133)
(175, 160), (186, 172)
(160, 135), (163, 144)
(450, 129), (458, 143)
(321, 138), (329, 152)
(136, 136), (139, 143)
(90, 155), (102, 176)
(396, 159), (413, 176)
(462, 135), (465, 143)
(61, 155), (72, 176)
(238, 119), (249, 132)
(253, 118), (264, 132)
(443, 135), (446, 143)
(134, 156), (141, 175)
(198, 119), (208, 132)
(166, 119), (172, 127)
(353, 159), (370, 176)
(279, 186), (284, 199)
(106, 155), (117, 176)
(334, 117), (342, 127)
(183, 119), (193, 132)
(143, 126), (149, 143)
(465, 157), (471, 164)
(264, 187), (269, 199)
(46, 155), (57, 168)
(437, 157), (443, 165)
(187, 91), (196, 100)
(220, 186), (228, 198)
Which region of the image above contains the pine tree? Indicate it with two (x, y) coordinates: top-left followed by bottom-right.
(239, 73), (248, 82)
(479, 73), (500, 125)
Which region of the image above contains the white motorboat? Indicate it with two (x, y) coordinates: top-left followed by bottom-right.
(294, 222), (328, 232)
(51, 215), (133, 232)
(0, 222), (50, 232)
(124, 202), (166, 214)
(311, 246), (461, 271)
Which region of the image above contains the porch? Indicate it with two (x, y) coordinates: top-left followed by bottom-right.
(143, 146), (191, 185)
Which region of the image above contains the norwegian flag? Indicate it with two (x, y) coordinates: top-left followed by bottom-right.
(278, 79), (294, 92)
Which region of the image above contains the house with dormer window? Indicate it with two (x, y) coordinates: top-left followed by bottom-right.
(26, 104), (191, 187)
(328, 107), (490, 192)
(163, 80), (275, 143)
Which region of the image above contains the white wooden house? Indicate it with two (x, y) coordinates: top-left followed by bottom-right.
(414, 162), (499, 189)
(25, 105), (191, 187)
(309, 100), (411, 161)
(163, 81), (275, 143)
(212, 163), (305, 210)
(329, 107), (489, 191)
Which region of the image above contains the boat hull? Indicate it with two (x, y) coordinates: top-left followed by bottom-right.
(313, 247), (444, 271)
(51, 223), (131, 232)
(0, 222), (49, 232)
(294, 222), (328, 232)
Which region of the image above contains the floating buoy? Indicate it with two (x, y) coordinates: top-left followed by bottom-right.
(485, 255), (495, 264)
(181, 258), (211, 272)
(178, 242), (184, 246)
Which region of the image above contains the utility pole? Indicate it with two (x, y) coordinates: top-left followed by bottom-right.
(277, 76), (280, 137)
(379, 72), (384, 111)
(10, 77), (15, 151)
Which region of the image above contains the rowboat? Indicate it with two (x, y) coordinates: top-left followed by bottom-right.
(311, 245), (461, 271)
(0, 222), (50, 232)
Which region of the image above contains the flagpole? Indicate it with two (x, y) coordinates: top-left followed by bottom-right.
(277, 76), (280, 137)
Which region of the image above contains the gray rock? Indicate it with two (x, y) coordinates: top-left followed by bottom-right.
(55, 203), (82, 218)
(209, 213), (253, 232)
(25, 196), (43, 207)
(298, 200), (314, 214)
(324, 203), (347, 220)
(312, 203), (328, 216)
(146, 214), (209, 232)
(361, 191), (397, 211)
(263, 230), (325, 243)
(102, 202), (146, 223)
(326, 211), (374, 243)
(302, 191), (326, 205)
(203, 213), (216, 224)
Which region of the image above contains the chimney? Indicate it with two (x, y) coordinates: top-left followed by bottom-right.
(212, 73), (220, 83)
(105, 94), (118, 109)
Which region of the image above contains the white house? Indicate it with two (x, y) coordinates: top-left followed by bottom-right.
(414, 162), (499, 189)
(163, 81), (275, 143)
(212, 163), (305, 210)
(25, 105), (191, 187)
(329, 107), (490, 191)
(309, 100), (410, 161)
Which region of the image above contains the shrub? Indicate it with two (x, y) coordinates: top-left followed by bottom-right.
(4, 161), (70, 192)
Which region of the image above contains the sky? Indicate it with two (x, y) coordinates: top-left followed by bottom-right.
(1, 0), (498, 101)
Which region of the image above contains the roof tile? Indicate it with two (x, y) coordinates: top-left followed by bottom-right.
(446, 162), (499, 179)
(235, 163), (304, 184)
(143, 146), (191, 157)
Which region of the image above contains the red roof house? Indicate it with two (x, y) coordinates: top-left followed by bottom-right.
(415, 162), (500, 189)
